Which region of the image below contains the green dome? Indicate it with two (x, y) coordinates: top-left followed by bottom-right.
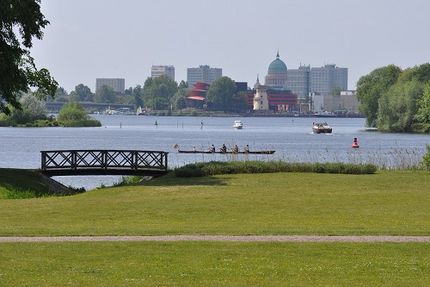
(268, 53), (287, 74)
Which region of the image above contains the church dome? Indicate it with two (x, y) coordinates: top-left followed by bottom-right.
(267, 52), (287, 74)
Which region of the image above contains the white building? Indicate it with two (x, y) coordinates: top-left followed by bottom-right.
(311, 90), (359, 114)
(96, 78), (125, 93)
(187, 65), (222, 87)
(310, 64), (348, 96)
(151, 65), (175, 81)
(253, 77), (269, 111)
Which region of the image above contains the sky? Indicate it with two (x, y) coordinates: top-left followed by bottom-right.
(31, 0), (430, 93)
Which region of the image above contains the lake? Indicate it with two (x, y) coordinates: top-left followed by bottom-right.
(0, 115), (429, 189)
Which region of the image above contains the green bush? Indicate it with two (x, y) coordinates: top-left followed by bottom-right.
(57, 102), (101, 127)
(173, 161), (377, 177)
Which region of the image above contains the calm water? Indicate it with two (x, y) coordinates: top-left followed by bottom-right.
(1, 115), (429, 189)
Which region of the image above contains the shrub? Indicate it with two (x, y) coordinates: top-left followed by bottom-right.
(173, 161), (377, 177)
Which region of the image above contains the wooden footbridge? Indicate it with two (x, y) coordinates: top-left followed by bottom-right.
(40, 150), (168, 177)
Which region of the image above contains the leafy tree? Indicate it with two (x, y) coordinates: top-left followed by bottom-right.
(377, 80), (423, 132)
(0, 0), (57, 114)
(356, 65), (402, 127)
(9, 92), (47, 124)
(53, 87), (69, 102)
(142, 76), (177, 110)
(172, 86), (187, 110)
(57, 102), (87, 122)
(398, 63), (430, 84)
(94, 85), (116, 103)
(74, 84), (93, 101)
(206, 77), (246, 112)
(415, 84), (430, 130)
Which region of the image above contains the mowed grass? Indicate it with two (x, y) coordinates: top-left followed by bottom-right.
(0, 242), (429, 286)
(0, 171), (429, 236)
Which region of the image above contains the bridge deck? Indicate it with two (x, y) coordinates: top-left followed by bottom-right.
(41, 150), (168, 177)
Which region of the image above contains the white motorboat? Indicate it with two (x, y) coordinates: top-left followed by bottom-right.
(233, 120), (243, 129)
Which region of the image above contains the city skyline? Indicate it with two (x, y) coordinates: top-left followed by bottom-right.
(31, 0), (430, 92)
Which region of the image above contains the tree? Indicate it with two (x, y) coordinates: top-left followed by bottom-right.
(53, 87), (69, 102)
(206, 77), (244, 112)
(356, 65), (402, 127)
(74, 84), (93, 102)
(9, 92), (47, 124)
(377, 80), (423, 132)
(57, 102), (87, 122)
(142, 76), (178, 110)
(0, 0), (57, 114)
(415, 84), (430, 129)
(94, 85), (116, 103)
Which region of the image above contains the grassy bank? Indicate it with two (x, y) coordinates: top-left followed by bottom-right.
(0, 171), (429, 236)
(0, 168), (79, 199)
(0, 242), (429, 286)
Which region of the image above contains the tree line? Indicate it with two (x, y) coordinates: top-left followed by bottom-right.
(49, 76), (249, 113)
(357, 63), (430, 133)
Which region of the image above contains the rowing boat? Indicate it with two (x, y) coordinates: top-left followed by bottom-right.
(178, 150), (275, 155)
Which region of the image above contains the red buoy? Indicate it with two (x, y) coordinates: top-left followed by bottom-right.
(352, 137), (359, 148)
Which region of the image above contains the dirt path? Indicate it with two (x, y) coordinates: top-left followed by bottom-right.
(1, 235), (430, 243)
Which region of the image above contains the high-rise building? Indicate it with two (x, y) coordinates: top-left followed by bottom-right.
(151, 65), (175, 81)
(187, 65), (222, 87)
(96, 78), (125, 93)
(286, 65), (310, 99)
(310, 64), (348, 96)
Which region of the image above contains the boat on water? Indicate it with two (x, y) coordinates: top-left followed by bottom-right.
(233, 120), (243, 129)
(312, 122), (332, 134)
(178, 149), (275, 155)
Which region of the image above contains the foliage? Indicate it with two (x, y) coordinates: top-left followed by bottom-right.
(422, 145), (430, 171)
(142, 76), (178, 110)
(414, 84), (430, 131)
(171, 84), (188, 110)
(5, 92), (48, 125)
(0, 0), (57, 114)
(358, 63), (430, 133)
(377, 80), (423, 132)
(356, 65), (402, 127)
(52, 87), (69, 102)
(94, 85), (116, 103)
(57, 102), (101, 127)
(69, 84), (93, 102)
(206, 77), (247, 112)
(173, 161), (377, 177)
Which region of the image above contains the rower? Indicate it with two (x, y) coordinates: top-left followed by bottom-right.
(209, 144), (216, 153)
(220, 144), (227, 153)
(244, 144), (250, 153)
(232, 145), (239, 153)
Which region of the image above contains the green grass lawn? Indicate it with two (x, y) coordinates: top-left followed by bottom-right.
(0, 242), (429, 286)
(0, 170), (429, 236)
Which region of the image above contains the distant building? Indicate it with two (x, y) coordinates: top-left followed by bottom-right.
(253, 77), (269, 111)
(96, 78), (125, 94)
(286, 65), (310, 99)
(151, 65), (175, 81)
(311, 90), (359, 114)
(187, 65), (222, 87)
(235, 82), (248, 93)
(265, 52), (288, 89)
(310, 64), (348, 96)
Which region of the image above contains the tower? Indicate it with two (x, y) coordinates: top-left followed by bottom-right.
(253, 76), (269, 111)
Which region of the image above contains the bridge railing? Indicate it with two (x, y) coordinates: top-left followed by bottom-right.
(41, 150), (168, 172)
